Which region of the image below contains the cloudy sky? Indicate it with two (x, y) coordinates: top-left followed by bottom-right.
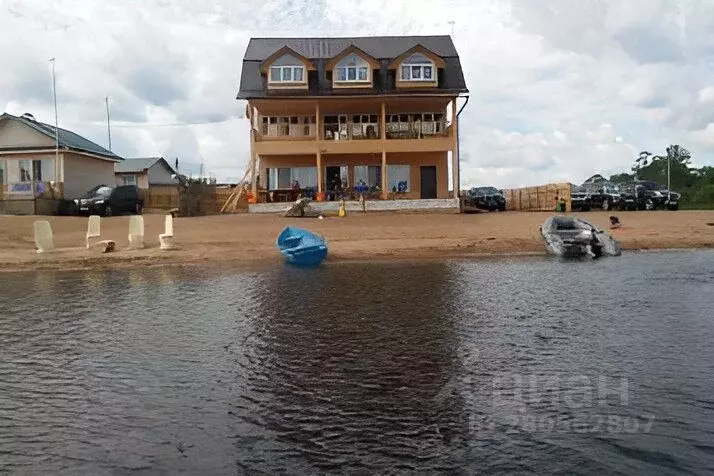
(1, 0), (713, 187)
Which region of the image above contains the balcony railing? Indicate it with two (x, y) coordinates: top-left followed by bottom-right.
(259, 122), (316, 139)
(386, 119), (448, 139)
(255, 113), (451, 141)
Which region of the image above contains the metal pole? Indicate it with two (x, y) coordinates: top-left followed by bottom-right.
(667, 147), (671, 191)
(105, 96), (112, 151)
(49, 58), (59, 185)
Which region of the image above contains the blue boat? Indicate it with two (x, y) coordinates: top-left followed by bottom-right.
(276, 226), (328, 266)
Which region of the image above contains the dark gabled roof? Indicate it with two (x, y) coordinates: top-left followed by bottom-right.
(0, 113), (123, 160)
(237, 35), (468, 100)
(243, 36), (459, 60)
(115, 157), (173, 173)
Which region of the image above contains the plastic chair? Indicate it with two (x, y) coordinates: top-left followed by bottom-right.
(34, 220), (54, 253)
(86, 215), (101, 248)
(159, 214), (175, 250)
(128, 215), (144, 249)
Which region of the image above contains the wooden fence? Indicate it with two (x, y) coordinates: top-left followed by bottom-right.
(144, 186), (179, 211)
(503, 182), (573, 212)
(143, 185), (248, 215)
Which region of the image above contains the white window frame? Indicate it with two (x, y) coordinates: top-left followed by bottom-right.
(400, 63), (435, 82)
(336, 65), (369, 83)
(121, 174), (137, 186)
(269, 65), (305, 83)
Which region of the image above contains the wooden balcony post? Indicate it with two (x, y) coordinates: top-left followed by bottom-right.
(251, 153), (259, 193)
(316, 102), (323, 196)
(451, 99), (459, 198)
(380, 102), (387, 199)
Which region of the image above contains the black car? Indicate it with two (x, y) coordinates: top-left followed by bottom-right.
(462, 186), (507, 212)
(571, 181), (622, 211)
(618, 180), (680, 211)
(74, 185), (144, 216)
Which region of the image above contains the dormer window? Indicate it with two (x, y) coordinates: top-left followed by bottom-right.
(270, 65), (304, 83)
(259, 47), (314, 90)
(335, 54), (370, 83)
(389, 46), (444, 87)
(326, 46), (379, 88)
(400, 63), (433, 81)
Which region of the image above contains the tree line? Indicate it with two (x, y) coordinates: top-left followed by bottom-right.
(606, 145), (714, 209)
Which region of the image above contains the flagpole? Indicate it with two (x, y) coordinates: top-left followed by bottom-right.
(49, 58), (60, 186)
(105, 96), (112, 151)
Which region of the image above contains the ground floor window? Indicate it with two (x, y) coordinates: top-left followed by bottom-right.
(19, 160), (31, 182)
(8, 159), (55, 183)
(0, 160), (4, 185)
(121, 174), (137, 186)
(387, 164), (410, 192)
(267, 167), (318, 189)
(353, 165), (381, 188)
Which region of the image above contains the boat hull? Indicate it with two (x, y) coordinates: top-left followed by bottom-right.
(541, 216), (621, 258)
(276, 226), (328, 266)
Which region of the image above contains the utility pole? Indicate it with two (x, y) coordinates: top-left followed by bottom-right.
(448, 21), (455, 36)
(49, 58), (60, 185)
(105, 96), (112, 151)
(666, 145), (673, 191)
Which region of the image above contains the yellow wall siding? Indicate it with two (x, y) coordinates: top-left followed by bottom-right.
(259, 151), (448, 199)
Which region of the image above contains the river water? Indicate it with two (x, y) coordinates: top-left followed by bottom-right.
(1, 251), (713, 475)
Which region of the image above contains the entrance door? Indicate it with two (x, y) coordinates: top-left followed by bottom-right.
(420, 166), (437, 199)
(325, 166), (341, 199)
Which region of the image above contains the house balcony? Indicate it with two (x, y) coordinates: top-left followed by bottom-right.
(253, 113), (453, 155)
(249, 95), (457, 156)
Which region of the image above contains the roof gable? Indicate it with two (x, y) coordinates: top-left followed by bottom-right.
(115, 157), (174, 173)
(388, 45), (446, 69)
(259, 46), (316, 74)
(0, 113), (123, 160)
(326, 45), (381, 70)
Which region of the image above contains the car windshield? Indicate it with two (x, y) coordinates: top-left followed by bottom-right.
(471, 187), (500, 195)
(94, 186), (113, 197)
(80, 185), (109, 198)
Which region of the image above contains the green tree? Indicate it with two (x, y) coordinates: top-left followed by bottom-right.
(609, 173), (633, 184)
(624, 145), (714, 209)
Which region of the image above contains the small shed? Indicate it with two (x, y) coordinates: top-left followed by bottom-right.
(115, 157), (177, 189)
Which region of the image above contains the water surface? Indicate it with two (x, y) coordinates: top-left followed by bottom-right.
(1, 251), (713, 474)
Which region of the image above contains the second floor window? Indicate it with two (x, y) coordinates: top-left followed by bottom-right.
(270, 65), (304, 83)
(336, 65), (369, 82)
(401, 63), (434, 81)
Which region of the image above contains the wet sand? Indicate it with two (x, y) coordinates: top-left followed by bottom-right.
(0, 210), (712, 272)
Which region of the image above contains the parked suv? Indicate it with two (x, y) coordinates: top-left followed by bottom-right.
(619, 180), (680, 210)
(75, 185), (144, 216)
(570, 181), (622, 211)
(462, 186), (507, 212)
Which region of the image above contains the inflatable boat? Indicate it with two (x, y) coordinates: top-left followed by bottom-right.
(540, 216), (621, 258)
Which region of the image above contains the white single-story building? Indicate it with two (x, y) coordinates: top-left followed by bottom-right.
(0, 112), (123, 202)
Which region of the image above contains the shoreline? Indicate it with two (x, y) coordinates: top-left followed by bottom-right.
(2, 246), (714, 275)
(0, 211), (712, 273)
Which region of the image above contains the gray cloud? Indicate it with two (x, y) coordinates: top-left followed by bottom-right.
(126, 68), (186, 107)
(615, 27), (684, 64)
(0, 0), (712, 186)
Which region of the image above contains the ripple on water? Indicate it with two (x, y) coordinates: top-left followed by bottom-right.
(0, 252), (713, 474)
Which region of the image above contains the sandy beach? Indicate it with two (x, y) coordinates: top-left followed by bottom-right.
(0, 210), (712, 272)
